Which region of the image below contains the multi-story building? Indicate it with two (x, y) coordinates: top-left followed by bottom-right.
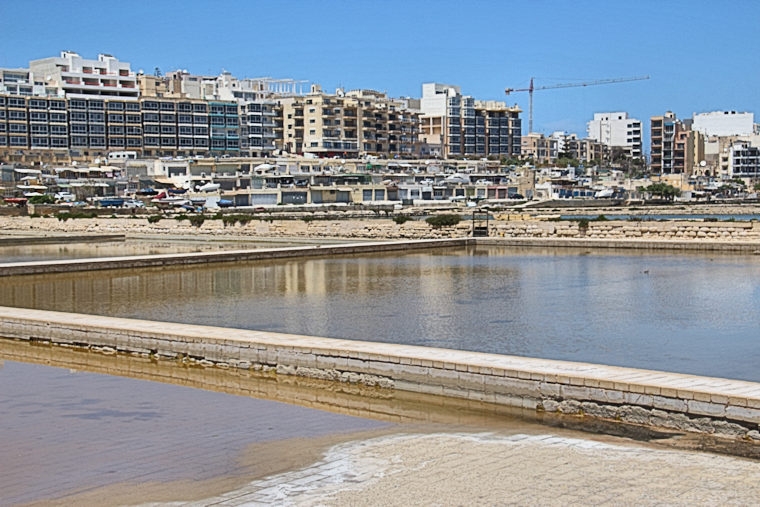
(419, 83), (521, 159)
(521, 133), (558, 164)
(0, 93), (240, 160)
(29, 51), (138, 99)
(549, 132), (603, 164)
(692, 111), (754, 137)
(278, 85), (420, 158)
(728, 141), (760, 179)
(586, 112), (643, 159)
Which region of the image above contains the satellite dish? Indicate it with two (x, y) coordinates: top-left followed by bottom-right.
(700, 160), (706, 167)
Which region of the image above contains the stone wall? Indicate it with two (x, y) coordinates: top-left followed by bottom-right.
(2, 215), (760, 244)
(2, 306), (760, 440)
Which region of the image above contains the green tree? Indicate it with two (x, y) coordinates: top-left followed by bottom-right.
(640, 182), (681, 201)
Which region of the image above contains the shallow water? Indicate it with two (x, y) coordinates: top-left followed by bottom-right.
(2, 245), (760, 381)
(0, 238), (300, 263)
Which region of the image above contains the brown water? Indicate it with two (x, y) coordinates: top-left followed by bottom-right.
(2, 245), (760, 381)
(0, 238), (302, 263)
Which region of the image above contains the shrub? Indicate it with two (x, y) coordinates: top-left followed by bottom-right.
(576, 218), (590, 231)
(426, 214), (461, 227)
(188, 215), (205, 227)
(594, 214), (609, 221)
(55, 211), (97, 221)
(147, 215), (162, 224)
(28, 194), (55, 205)
(393, 215), (411, 225)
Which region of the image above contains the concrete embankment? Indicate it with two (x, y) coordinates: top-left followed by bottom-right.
(3, 306), (760, 440)
(0, 238), (469, 276)
(2, 214), (760, 248)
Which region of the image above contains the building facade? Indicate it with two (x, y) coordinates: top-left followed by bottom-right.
(692, 111), (754, 137)
(586, 112), (643, 159)
(419, 83), (521, 159)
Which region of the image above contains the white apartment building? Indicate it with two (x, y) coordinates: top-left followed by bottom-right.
(29, 52), (138, 99)
(692, 111), (754, 137)
(586, 112), (642, 158)
(728, 141), (760, 178)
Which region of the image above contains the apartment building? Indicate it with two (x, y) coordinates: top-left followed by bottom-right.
(728, 142), (760, 179)
(586, 112), (643, 159)
(692, 111), (754, 137)
(521, 133), (558, 164)
(29, 52), (138, 99)
(549, 132), (603, 164)
(0, 93), (240, 160)
(278, 85), (420, 158)
(419, 83), (521, 159)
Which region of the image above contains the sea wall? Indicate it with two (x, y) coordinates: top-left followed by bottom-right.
(2, 306), (760, 440)
(1, 215), (760, 245)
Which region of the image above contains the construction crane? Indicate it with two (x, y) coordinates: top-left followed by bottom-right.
(504, 75), (649, 133)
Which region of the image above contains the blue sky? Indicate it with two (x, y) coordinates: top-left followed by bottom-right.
(1, 0), (758, 143)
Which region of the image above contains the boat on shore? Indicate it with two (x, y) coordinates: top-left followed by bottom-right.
(98, 197), (125, 207)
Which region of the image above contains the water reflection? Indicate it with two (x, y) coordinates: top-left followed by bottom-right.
(0, 239), (303, 263)
(2, 245), (760, 381)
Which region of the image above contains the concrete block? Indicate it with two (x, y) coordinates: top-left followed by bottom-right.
(560, 384), (590, 401)
(725, 405), (760, 424)
(653, 395), (687, 412)
(623, 392), (653, 407)
(687, 399), (726, 418)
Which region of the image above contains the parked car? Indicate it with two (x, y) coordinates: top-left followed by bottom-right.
(54, 192), (76, 202)
(123, 199), (145, 209)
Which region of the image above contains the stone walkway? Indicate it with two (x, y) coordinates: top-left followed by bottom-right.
(148, 432), (760, 506)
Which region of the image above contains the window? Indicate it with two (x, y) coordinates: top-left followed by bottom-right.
(29, 99), (47, 109)
(10, 136), (27, 146)
(143, 113), (159, 123)
(126, 126), (142, 135)
(107, 101), (125, 110)
(9, 97), (26, 107)
(89, 125), (105, 134)
(30, 112), (48, 121)
(89, 113), (105, 122)
(10, 123), (27, 133)
(51, 125), (68, 135)
(71, 124), (87, 134)
(50, 112), (67, 122)
(125, 102), (140, 111)
(50, 100), (66, 110)
(109, 125), (125, 135)
(30, 124), (48, 134)
(161, 125), (176, 134)
(88, 100), (104, 110)
(51, 138), (68, 147)
(126, 114), (141, 123)
(142, 101), (159, 110)
(159, 102), (175, 111)
(108, 114), (124, 123)
(178, 114), (192, 124)
(160, 114), (176, 123)
(144, 125), (159, 134)
(8, 110), (26, 120)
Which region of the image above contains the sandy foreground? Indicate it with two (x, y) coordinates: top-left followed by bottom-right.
(46, 427), (760, 507)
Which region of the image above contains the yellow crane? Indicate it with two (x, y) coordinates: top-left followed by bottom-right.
(504, 75), (649, 133)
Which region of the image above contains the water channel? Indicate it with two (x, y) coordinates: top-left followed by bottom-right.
(3, 244), (760, 382)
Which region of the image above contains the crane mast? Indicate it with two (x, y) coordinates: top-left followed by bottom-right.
(504, 75), (649, 133)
